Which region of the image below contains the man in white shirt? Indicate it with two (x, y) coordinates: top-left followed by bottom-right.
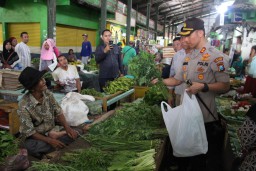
(168, 37), (182, 106)
(52, 55), (81, 93)
(15, 32), (31, 70)
(170, 36), (192, 105)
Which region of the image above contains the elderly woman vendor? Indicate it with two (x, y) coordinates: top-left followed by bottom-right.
(18, 67), (79, 158)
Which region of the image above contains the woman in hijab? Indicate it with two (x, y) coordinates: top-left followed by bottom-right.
(0, 39), (19, 69)
(9, 37), (18, 51)
(40, 39), (57, 71)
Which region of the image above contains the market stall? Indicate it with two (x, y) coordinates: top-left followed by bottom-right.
(215, 76), (256, 170)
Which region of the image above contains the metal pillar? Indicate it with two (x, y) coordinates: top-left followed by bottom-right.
(154, 5), (159, 41)
(167, 25), (170, 44)
(174, 25), (177, 37)
(171, 25), (174, 41)
(163, 15), (166, 39)
(47, 0), (56, 39)
(146, 0), (151, 31)
(100, 0), (107, 34)
(126, 0), (132, 45)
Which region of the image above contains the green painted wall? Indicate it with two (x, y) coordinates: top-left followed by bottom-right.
(56, 3), (100, 45)
(0, 0), (126, 46)
(0, 0), (47, 43)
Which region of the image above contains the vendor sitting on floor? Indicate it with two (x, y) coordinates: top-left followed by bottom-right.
(18, 67), (79, 158)
(52, 55), (81, 93)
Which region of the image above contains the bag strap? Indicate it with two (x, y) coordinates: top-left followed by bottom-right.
(195, 93), (218, 121)
(124, 47), (133, 56)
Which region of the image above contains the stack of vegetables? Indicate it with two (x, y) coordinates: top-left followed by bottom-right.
(129, 51), (161, 86)
(84, 57), (98, 72)
(129, 51), (169, 105)
(80, 88), (103, 97)
(86, 100), (167, 170)
(0, 131), (19, 163)
(69, 60), (82, 66)
(29, 100), (167, 170)
(103, 77), (134, 94)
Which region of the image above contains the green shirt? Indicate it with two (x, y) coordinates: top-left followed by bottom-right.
(17, 89), (62, 138)
(121, 46), (136, 66)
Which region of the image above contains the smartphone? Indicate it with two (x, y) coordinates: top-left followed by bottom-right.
(109, 40), (113, 49)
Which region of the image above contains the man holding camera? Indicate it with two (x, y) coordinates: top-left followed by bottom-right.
(95, 29), (124, 92)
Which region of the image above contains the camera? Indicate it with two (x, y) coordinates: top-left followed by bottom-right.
(109, 40), (113, 49)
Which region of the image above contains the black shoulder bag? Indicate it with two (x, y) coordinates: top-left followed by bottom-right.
(196, 93), (225, 140)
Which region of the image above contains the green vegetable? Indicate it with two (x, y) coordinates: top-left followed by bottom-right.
(144, 82), (169, 105)
(129, 51), (161, 86)
(103, 77), (134, 94)
(81, 88), (103, 97)
(0, 131), (19, 163)
(108, 149), (156, 171)
(30, 148), (112, 171)
(61, 147), (112, 171)
(88, 100), (166, 141)
(28, 162), (76, 171)
(86, 135), (159, 152)
(84, 57), (98, 71)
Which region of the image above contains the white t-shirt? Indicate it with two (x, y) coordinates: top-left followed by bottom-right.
(52, 65), (79, 92)
(15, 42), (31, 69)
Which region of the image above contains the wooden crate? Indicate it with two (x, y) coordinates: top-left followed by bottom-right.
(94, 91), (123, 112)
(0, 103), (20, 135)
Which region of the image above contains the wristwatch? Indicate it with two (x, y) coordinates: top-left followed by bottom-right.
(202, 83), (209, 92)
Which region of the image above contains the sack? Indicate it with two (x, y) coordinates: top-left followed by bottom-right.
(161, 92), (208, 157)
(61, 92), (95, 126)
(3, 149), (30, 171)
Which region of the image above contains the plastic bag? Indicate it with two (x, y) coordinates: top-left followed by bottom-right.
(161, 92), (208, 157)
(61, 92), (95, 126)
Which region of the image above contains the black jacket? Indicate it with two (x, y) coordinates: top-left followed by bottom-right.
(95, 44), (123, 78)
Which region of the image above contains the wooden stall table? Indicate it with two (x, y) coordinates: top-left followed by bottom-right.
(96, 89), (135, 112)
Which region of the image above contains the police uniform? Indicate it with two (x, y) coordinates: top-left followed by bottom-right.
(175, 43), (230, 123)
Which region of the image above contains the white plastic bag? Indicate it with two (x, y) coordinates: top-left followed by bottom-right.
(61, 92), (95, 126)
(161, 92), (208, 157)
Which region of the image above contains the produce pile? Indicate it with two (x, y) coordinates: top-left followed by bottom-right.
(80, 88), (103, 97)
(88, 100), (166, 141)
(129, 51), (161, 86)
(29, 100), (166, 170)
(84, 57), (98, 71)
(144, 82), (169, 105)
(216, 97), (252, 119)
(69, 61), (82, 66)
(216, 95), (255, 157)
(103, 77), (134, 94)
(0, 131), (19, 163)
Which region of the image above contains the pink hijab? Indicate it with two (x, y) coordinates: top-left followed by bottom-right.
(40, 39), (55, 60)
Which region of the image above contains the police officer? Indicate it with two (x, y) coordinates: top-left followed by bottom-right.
(153, 17), (230, 171)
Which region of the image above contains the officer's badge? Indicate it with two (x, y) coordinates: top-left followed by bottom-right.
(197, 67), (205, 73)
(183, 66), (187, 71)
(218, 65), (225, 72)
(200, 47), (206, 53)
(185, 57), (190, 62)
(214, 57), (223, 63)
(201, 53), (210, 61)
(183, 73), (187, 80)
(198, 74), (204, 80)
